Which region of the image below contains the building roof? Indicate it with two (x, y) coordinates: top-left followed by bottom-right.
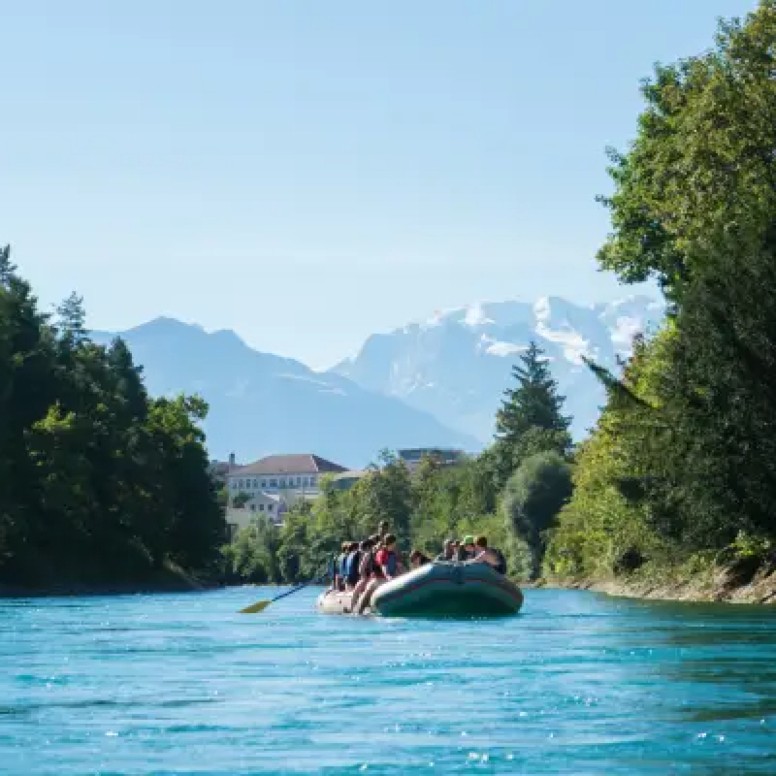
(330, 469), (367, 481)
(229, 453), (348, 477)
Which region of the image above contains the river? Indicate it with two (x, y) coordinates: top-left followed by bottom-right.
(1, 588), (775, 774)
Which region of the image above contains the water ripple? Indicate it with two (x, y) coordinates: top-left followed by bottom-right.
(1, 588), (775, 774)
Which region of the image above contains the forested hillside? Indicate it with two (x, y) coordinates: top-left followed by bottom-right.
(0, 247), (224, 590)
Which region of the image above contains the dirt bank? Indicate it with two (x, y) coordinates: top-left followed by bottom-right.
(543, 559), (776, 605)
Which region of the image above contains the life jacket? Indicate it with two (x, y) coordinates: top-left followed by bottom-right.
(384, 550), (398, 577)
(377, 548), (397, 577)
(367, 549), (384, 578)
(337, 553), (349, 578)
(346, 550), (362, 586)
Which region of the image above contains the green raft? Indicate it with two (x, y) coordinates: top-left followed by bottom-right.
(370, 560), (523, 617)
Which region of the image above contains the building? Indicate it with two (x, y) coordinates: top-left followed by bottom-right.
(224, 453), (348, 538)
(397, 447), (466, 473)
(226, 453), (348, 505)
(329, 469), (369, 491)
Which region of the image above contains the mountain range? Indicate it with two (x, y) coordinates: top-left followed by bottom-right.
(333, 295), (665, 441)
(93, 295), (664, 467)
(91, 319), (478, 468)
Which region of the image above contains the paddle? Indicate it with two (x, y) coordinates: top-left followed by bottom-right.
(239, 570), (329, 614)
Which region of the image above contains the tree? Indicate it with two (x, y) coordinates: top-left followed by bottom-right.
(501, 452), (572, 579)
(0, 244), (16, 287)
(56, 292), (88, 345)
(0, 246), (225, 588)
(232, 492), (251, 508)
(493, 341), (571, 485)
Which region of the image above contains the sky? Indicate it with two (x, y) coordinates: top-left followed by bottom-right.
(1, 0), (758, 368)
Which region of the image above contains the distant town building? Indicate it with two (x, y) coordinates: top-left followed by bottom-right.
(397, 447), (466, 473)
(329, 469), (369, 491)
(224, 453), (348, 538)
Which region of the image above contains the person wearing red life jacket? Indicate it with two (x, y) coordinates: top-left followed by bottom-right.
(354, 533), (403, 614)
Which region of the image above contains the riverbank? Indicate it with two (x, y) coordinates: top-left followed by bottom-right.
(542, 557), (776, 605)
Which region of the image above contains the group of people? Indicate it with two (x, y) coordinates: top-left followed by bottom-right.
(328, 521), (507, 615)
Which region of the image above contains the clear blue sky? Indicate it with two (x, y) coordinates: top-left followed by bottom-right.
(1, 0), (756, 368)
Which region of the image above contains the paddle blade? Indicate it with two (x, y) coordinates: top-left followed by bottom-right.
(239, 600), (271, 614)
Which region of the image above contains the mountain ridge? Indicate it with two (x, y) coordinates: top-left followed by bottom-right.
(90, 318), (478, 468)
(331, 294), (665, 442)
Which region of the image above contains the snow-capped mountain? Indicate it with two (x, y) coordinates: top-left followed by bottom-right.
(331, 295), (665, 442)
(91, 318), (478, 467)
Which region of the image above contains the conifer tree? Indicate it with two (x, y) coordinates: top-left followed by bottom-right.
(493, 341), (571, 485)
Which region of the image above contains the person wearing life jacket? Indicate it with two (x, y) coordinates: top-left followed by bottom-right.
(355, 533), (402, 614)
(348, 538), (376, 612)
(469, 535), (508, 575)
(344, 541), (361, 590)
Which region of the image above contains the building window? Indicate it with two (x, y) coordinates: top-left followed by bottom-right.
(280, 479), (286, 488)
(250, 504), (255, 512)
(259, 504), (264, 511)
(269, 479), (277, 488)
(268, 504), (273, 512)
(239, 479), (244, 489)
(261, 480), (267, 488)
(309, 476), (317, 487)
(296, 477), (302, 486)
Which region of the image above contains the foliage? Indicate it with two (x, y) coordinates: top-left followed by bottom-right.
(501, 452), (572, 579)
(493, 341), (571, 486)
(0, 246), (224, 588)
(231, 453), (527, 583)
(547, 2), (776, 582)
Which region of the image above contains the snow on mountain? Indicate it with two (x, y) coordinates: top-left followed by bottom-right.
(90, 318), (478, 467)
(332, 295), (665, 443)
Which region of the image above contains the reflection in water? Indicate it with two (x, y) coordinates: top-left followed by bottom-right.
(1, 588), (775, 774)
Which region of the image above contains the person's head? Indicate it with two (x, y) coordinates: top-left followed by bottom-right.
(475, 535), (488, 549)
(383, 533), (397, 549)
(341, 541), (350, 553)
(360, 538), (374, 551)
(349, 541), (359, 552)
(378, 520), (389, 533)
(442, 538), (455, 558)
(410, 549), (429, 568)
(462, 535), (475, 551)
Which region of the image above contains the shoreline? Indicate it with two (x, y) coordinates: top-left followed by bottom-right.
(539, 562), (776, 606)
(0, 566), (224, 599)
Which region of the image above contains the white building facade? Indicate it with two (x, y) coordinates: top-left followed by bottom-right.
(224, 453), (348, 538)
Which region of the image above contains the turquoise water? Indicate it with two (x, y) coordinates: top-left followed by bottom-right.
(1, 588), (776, 775)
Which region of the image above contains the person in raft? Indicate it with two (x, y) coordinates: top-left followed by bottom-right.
(348, 536), (378, 611)
(466, 535), (508, 575)
(409, 549), (431, 568)
(354, 533), (404, 614)
(458, 535), (478, 561)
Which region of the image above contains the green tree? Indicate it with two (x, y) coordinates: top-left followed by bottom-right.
(501, 451), (572, 579)
(493, 341), (571, 485)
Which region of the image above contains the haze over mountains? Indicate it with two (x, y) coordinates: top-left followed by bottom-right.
(93, 295), (664, 467)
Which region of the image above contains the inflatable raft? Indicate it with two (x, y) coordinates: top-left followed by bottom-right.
(316, 561), (523, 617)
